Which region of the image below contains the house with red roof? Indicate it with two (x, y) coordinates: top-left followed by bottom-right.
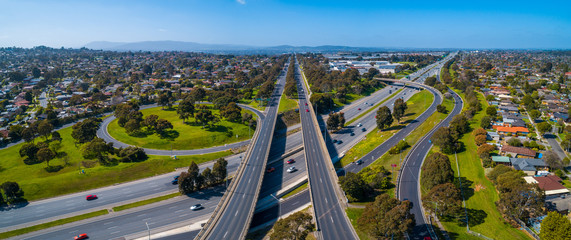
(524, 175), (569, 197)
(500, 145), (537, 158)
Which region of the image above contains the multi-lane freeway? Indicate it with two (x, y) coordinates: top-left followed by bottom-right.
(9, 53), (457, 240)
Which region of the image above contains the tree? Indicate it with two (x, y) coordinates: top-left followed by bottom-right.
(1, 181), (24, 204)
(21, 127), (35, 142)
(51, 131), (62, 142)
(326, 112), (345, 131)
(8, 124), (23, 140)
(220, 102), (242, 122)
(309, 93), (335, 113)
(357, 194), (415, 239)
(37, 148), (55, 167)
(118, 146), (147, 162)
(178, 171), (195, 194)
(422, 183), (462, 217)
(543, 150), (563, 170)
(393, 98), (408, 123)
(201, 167), (214, 186)
(425, 76), (437, 86)
(37, 120), (53, 141)
(421, 152), (454, 190)
(486, 106), (497, 117)
(143, 114), (159, 130)
(270, 211), (314, 240)
(158, 92), (173, 109)
(537, 122), (552, 135)
(155, 119), (173, 134)
(71, 118), (101, 144)
(480, 115), (492, 129)
(430, 127), (460, 154)
(473, 128), (487, 137)
(449, 114), (470, 136)
(540, 212), (571, 240)
(475, 135), (487, 146)
(339, 172), (371, 202)
(436, 104), (447, 113)
(195, 108), (215, 127)
(190, 87), (206, 103)
(69, 94), (84, 106)
(19, 142), (38, 162)
(529, 109), (541, 120)
(177, 98), (195, 123)
(32, 67), (41, 78)
(124, 119), (141, 134)
(0, 190), (5, 206)
(82, 138), (114, 164)
(212, 158), (228, 183)
(376, 106), (393, 130)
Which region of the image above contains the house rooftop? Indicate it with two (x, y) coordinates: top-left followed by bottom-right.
(501, 145), (537, 157)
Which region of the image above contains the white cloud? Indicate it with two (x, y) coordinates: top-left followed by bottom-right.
(236, 0), (246, 5)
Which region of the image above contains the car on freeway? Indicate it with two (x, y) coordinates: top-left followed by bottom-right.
(190, 204), (203, 211)
(357, 123), (362, 127)
(361, 127), (366, 132)
(306, 109), (309, 112)
(286, 159), (295, 164)
(337, 140), (343, 144)
(266, 167), (275, 173)
(305, 103), (308, 106)
(350, 132), (355, 136)
(74, 233), (88, 240)
(171, 175), (179, 185)
(85, 195), (97, 201)
(355, 160), (363, 165)
(287, 166), (297, 173)
(358, 108), (361, 111)
(389, 90), (392, 94)
(332, 139), (338, 143)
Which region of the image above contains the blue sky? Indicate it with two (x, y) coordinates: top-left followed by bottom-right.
(0, 0), (569, 49)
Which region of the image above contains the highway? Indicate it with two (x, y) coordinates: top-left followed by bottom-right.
(296, 59), (357, 239)
(198, 61), (288, 239)
(10, 55), (451, 240)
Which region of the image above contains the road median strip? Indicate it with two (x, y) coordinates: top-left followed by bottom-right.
(112, 192), (181, 212)
(0, 209), (109, 239)
(345, 88), (403, 126)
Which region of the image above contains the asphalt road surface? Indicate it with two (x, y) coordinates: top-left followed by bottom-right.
(296, 60), (357, 240)
(202, 62), (287, 240)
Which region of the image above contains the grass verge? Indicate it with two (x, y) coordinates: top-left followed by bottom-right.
(0, 124), (232, 201)
(0, 209), (108, 239)
(434, 91), (530, 240)
(345, 88), (403, 126)
(340, 90), (432, 167)
(345, 208), (370, 240)
(112, 192), (180, 212)
(278, 93), (299, 113)
(281, 182), (308, 199)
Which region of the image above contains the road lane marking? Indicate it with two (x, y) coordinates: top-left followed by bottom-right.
(103, 222), (113, 225)
(180, 213), (189, 217)
(110, 231), (121, 235)
(175, 210), (185, 213)
(108, 226), (118, 229)
(142, 218), (151, 221)
(224, 231), (229, 238)
(137, 214), (147, 217)
(235, 210), (239, 216)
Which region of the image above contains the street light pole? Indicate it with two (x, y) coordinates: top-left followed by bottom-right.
(145, 221), (151, 240)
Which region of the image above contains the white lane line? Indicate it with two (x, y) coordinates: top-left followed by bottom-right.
(110, 231), (121, 235)
(320, 178), (323, 183)
(69, 230), (78, 234)
(235, 210), (239, 216)
(103, 222), (113, 225)
(180, 213), (189, 217)
(142, 218), (152, 221)
(325, 198), (328, 204)
(108, 226), (118, 229)
(137, 214), (147, 217)
(248, 179), (251, 183)
(224, 231), (229, 238)
(175, 209), (185, 213)
(169, 206), (177, 209)
(330, 216), (334, 223)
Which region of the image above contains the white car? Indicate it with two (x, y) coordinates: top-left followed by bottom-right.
(357, 123), (362, 127)
(287, 166), (297, 173)
(190, 204), (203, 211)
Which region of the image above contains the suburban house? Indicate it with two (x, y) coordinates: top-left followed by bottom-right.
(490, 157), (547, 175)
(493, 126), (530, 136)
(524, 175), (570, 197)
(500, 145), (537, 158)
(487, 131), (500, 141)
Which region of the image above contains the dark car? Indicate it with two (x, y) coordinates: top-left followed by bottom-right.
(355, 160), (363, 165)
(86, 195), (97, 201)
(337, 140), (343, 144)
(350, 132), (355, 136)
(74, 233), (88, 240)
(361, 127), (366, 132)
(287, 159), (295, 164)
(171, 175), (179, 185)
(266, 167), (275, 173)
(358, 108), (361, 111)
(332, 139), (338, 143)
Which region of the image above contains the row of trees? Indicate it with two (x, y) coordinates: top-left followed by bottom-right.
(357, 194), (415, 239)
(284, 56), (298, 98)
(326, 112), (345, 131)
(178, 158), (228, 194)
(431, 113), (470, 154)
(375, 98), (408, 130)
(420, 153), (463, 219)
(114, 102), (174, 135)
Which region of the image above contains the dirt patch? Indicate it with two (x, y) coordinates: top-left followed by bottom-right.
(474, 183), (486, 192)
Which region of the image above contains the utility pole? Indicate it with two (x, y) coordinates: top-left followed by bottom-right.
(145, 222), (151, 240)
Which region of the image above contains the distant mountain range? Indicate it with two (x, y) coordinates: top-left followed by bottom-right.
(83, 41), (440, 53)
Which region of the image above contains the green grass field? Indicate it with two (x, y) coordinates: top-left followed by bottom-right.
(435, 91), (530, 240)
(0, 125), (232, 201)
(107, 106), (251, 150)
(278, 94), (299, 113)
(345, 207), (371, 240)
(340, 90), (433, 167)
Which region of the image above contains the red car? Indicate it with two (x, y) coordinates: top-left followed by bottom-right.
(306, 109), (309, 112)
(287, 159), (295, 164)
(74, 233), (88, 240)
(266, 167), (275, 173)
(86, 195), (98, 201)
(305, 103), (308, 106)
(358, 108), (361, 111)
